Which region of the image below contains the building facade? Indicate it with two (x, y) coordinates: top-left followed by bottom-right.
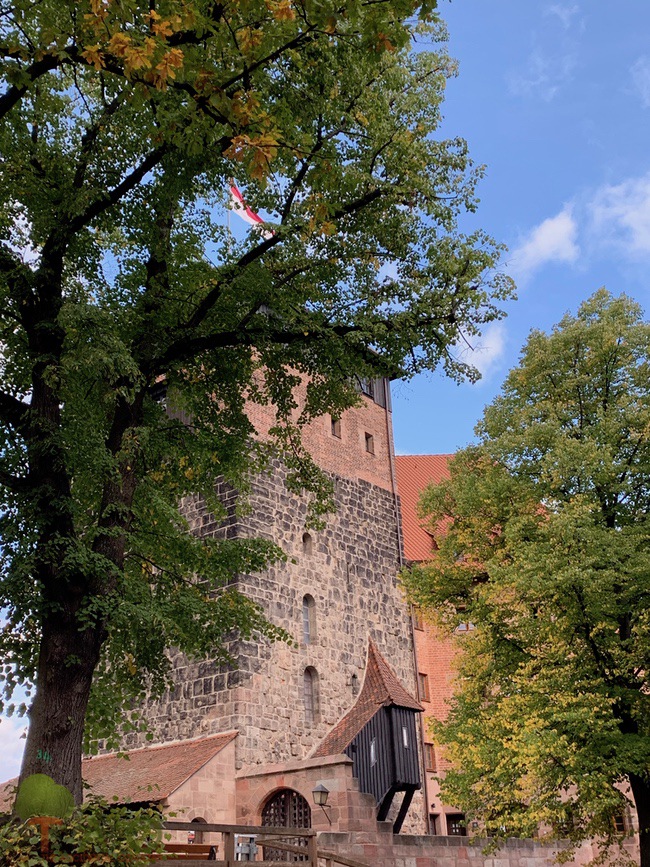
(124, 378), (427, 833)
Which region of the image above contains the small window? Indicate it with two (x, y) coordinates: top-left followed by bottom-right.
(429, 813), (441, 835)
(447, 813), (467, 836)
(356, 377), (375, 399)
(302, 594), (316, 645)
(613, 813), (627, 833)
(331, 417), (341, 438)
(364, 432), (374, 454)
(412, 606), (424, 630)
(418, 672), (430, 702)
(402, 726), (409, 749)
(455, 622), (476, 633)
(370, 738), (377, 766)
(350, 673), (359, 696)
(303, 667), (319, 724)
(424, 743), (436, 772)
(302, 532), (313, 555)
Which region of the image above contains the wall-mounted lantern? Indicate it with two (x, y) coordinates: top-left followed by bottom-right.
(312, 783), (332, 824)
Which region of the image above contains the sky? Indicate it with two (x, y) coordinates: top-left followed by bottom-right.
(2, 0), (650, 784)
(392, 0), (650, 455)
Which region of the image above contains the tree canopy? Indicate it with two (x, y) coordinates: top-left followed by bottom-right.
(403, 290), (650, 865)
(0, 0), (512, 800)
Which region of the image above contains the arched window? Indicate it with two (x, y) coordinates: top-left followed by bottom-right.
(302, 594), (316, 645)
(303, 667), (319, 724)
(189, 817), (207, 845)
(302, 532), (312, 555)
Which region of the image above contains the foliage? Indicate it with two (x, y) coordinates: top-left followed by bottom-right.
(403, 290), (650, 860)
(0, 0), (513, 796)
(14, 775), (74, 821)
(0, 799), (164, 865)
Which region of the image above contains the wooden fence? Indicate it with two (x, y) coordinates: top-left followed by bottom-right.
(27, 817), (369, 867)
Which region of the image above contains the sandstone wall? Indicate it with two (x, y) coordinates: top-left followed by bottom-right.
(318, 829), (640, 867)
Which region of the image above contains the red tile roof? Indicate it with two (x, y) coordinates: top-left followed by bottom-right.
(311, 639), (421, 758)
(395, 454), (452, 562)
(0, 731), (237, 812)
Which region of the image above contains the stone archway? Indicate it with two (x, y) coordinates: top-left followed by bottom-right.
(261, 788), (311, 861)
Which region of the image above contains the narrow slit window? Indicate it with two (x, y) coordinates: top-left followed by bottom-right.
(402, 726), (409, 749)
(364, 432), (374, 454)
(302, 594), (316, 645)
(370, 738), (377, 766)
(331, 417), (341, 438)
(303, 667), (319, 724)
(418, 672), (430, 702)
(302, 532), (313, 555)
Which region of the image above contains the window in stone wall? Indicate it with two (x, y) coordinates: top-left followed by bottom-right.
(424, 743), (436, 772)
(331, 417), (341, 438)
(418, 672), (430, 702)
(613, 813), (628, 833)
(364, 432), (375, 454)
(429, 813), (441, 835)
(302, 532), (313, 555)
(302, 594), (316, 645)
(447, 814), (467, 836)
(303, 667), (319, 724)
(412, 605), (424, 630)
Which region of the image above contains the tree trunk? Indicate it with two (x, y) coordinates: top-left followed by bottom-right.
(19, 611), (105, 804)
(629, 773), (650, 867)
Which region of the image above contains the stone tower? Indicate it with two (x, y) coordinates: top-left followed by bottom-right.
(137, 378), (420, 787)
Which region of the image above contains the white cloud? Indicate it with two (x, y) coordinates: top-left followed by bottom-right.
(510, 206), (580, 280)
(589, 173), (650, 257)
(544, 3), (580, 30)
(469, 322), (507, 380)
(508, 49), (577, 102)
(630, 56), (650, 109)
(0, 714), (26, 782)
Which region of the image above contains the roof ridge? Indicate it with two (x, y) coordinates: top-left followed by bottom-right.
(84, 730), (239, 762)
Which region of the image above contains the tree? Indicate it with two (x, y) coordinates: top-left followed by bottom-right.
(0, 0), (513, 802)
(403, 290), (650, 865)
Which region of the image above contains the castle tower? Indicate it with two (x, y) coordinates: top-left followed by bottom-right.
(137, 379), (422, 806)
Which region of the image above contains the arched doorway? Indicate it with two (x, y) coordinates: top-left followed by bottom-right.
(261, 788), (311, 862)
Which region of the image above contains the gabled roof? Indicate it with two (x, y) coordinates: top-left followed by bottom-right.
(0, 731), (237, 812)
(311, 639), (421, 758)
(83, 731), (238, 804)
(395, 454), (452, 562)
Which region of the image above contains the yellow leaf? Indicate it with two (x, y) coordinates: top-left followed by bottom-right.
(81, 44), (104, 69)
(152, 18), (174, 38)
(107, 32), (131, 58)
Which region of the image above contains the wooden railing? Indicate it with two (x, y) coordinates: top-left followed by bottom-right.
(161, 820), (318, 866)
(26, 817), (368, 867)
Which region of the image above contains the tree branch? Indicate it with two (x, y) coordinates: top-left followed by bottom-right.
(0, 389), (30, 429)
(0, 52), (60, 121)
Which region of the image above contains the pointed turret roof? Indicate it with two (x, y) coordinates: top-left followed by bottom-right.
(311, 638), (421, 758)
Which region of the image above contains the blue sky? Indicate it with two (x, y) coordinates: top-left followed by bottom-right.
(392, 1), (650, 455)
(2, 0), (650, 784)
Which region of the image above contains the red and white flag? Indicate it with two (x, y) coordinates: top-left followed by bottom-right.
(229, 183), (275, 239)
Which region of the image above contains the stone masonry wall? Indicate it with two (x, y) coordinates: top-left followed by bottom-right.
(140, 460), (415, 762)
(136, 394), (425, 832)
(318, 829), (640, 867)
